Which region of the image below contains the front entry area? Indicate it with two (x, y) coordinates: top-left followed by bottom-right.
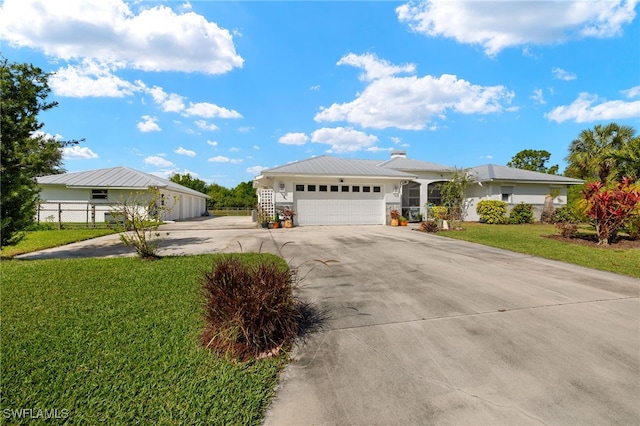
(294, 183), (385, 225)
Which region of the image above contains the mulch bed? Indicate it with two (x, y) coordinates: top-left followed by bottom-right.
(543, 234), (640, 249)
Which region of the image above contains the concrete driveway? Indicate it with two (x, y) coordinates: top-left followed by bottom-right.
(17, 217), (640, 424)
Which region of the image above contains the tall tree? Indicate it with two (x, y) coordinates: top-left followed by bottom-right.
(507, 149), (558, 174)
(169, 172), (208, 194)
(565, 123), (636, 183)
(1, 60), (77, 246)
(609, 136), (640, 182)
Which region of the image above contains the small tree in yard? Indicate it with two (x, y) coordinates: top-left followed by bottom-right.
(113, 188), (174, 258)
(580, 177), (640, 245)
(440, 169), (474, 229)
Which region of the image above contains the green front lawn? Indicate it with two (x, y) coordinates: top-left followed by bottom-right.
(1, 229), (119, 258)
(440, 223), (640, 278)
(1, 254), (285, 425)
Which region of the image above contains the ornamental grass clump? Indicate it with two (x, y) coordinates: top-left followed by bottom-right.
(200, 255), (301, 362)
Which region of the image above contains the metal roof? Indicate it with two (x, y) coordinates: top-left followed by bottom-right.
(37, 167), (209, 198)
(377, 156), (454, 172)
(468, 164), (583, 184)
(261, 155), (416, 178)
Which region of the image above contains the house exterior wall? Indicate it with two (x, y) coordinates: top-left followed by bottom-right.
(463, 182), (570, 222)
(38, 185), (206, 222)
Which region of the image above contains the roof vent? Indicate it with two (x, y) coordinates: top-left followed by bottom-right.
(390, 150), (406, 158)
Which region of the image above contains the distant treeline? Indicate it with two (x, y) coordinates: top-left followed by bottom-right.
(170, 173), (257, 209)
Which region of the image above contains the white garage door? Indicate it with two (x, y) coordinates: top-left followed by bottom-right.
(294, 184), (385, 225)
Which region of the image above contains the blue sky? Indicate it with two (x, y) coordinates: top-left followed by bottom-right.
(2, 0), (639, 187)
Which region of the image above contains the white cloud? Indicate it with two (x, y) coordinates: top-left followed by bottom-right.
(49, 59), (141, 97)
(279, 132), (309, 146)
(63, 146), (99, 159)
(310, 85), (321, 91)
(229, 147), (239, 152)
(148, 86), (185, 112)
(175, 146), (196, 157)
(184, 102), (242, 119)
(195, 120), (219, 131)
(337, 52), (415, 81)
(552, 67), (577, 81)
(396, 0), (638, 56)
(390, 137), (402, 145)
(315, 54), (514, 130)
(622, 86), (640, 98)
(208, 155), (242, 164)
(246, 165), (268, 175)
(253, 145), (260, 150)
(144, 155), (174, 167)
(137, 115), (161, 132)
(310, 127), (379, 153)
(545, 92), (640, 123)
(238, 126), (254, 133)
(366, 146), (393, 153)
(207, 140), (219, 147)
(531, 89), (546, 105)
(0, 0), (243, 74)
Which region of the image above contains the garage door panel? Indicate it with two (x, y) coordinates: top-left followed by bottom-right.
(295, 189), (384, 225)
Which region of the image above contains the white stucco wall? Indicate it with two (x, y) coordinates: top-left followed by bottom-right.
(462, 182), (569, 222)
(38, 185), (207, 222)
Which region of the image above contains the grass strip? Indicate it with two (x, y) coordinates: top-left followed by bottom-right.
(440, 223), (640, 278)
(1, 229), (119, 258)
(1, 254), (285, 425)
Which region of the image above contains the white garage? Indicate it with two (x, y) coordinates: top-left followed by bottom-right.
(294, 183), (386, 225)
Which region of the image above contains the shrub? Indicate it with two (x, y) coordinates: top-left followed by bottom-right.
(579, 177), (640, 245)
(419, 220), (439, 233)
(201, 255), (301, 361)
(623, 212), (640, 240)
(552, 206), (576, 223)
(555, 221), (578, 238)
(509, 202), (534, 224)
(429, 205), (448, 220)
(476, 200), (508, 224)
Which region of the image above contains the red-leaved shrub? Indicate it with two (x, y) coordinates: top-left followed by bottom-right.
(201, 255), (301, 361)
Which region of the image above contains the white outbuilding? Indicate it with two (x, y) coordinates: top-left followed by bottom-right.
(37, 166), (209, 224)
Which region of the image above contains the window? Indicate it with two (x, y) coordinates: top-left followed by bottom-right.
(319, 185), (328, 192)
(295, 184), (305, 191)
(330, 185), (339, 192)
(91, 189), (108, 200)
(373, 186), (381, 193)
(501, 186), (513, 203)
(341, 185), (349, 192)
(363, 186), (371, 193)
(308, 185), (316, 192)
(352, 186), (360, 192)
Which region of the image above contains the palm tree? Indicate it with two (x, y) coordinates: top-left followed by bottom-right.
(565, 123), (637, 183)
(609, 136), (640, 182)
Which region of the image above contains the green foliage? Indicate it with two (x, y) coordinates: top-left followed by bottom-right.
(509, 202), (534, 224)
(507, 149), (559, 174)
(170, 172), (208, 194)
(623, 212), (640, 240)
(113, 188), (173, 258)
(440, 168), (474, 227)
(0, 59), (80, 247)
(609, 136), (640, 182)
(476, 200), (508, 224)
(429, 205), (448, 219)
(2, 255), (284, 424)
(565, 122), (637, 183)
(201, 255), (301, 361)
(207, 181), (257, 209)
(551, 206), (577, 223)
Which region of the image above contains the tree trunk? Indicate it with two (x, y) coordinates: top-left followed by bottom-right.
(541, 195), (554, 223)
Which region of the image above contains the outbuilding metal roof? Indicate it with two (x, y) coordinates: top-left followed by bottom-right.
(261, 155), (416, 178)
(468, 164), (583, 184)
(37, 167), (209, 198)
